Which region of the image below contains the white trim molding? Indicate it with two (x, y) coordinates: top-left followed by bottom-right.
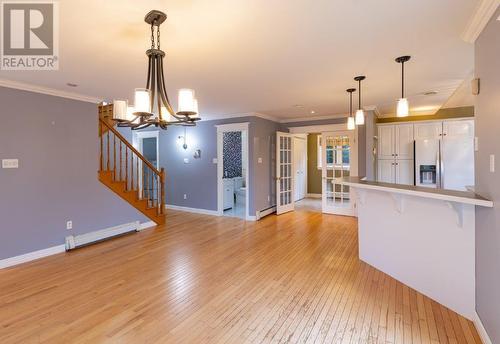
(138, 221), (157, 231)
(306, 193), (322, 199)
(280, 113), (347, 124)
(256, 206), (276, 220)
(165, 204), (219, 216)
(462, 0), (500, 43)
(474, 312), (493, 344)
(0, 78), (102, 103)
(288, 123), (351, 134)
(0, 245), (66, 269)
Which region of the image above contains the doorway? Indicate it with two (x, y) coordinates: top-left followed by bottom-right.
(321, 131), (357, 216)
(216, 123), (250, 220)
(293, 135), (307, 202)
(133, 131), (160, 199)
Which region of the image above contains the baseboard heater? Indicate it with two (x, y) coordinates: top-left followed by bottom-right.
(256, 206), (276, 220)
(65, 221), (140, 250)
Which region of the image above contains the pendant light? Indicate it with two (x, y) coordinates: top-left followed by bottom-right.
(354, 76), (366, 125)
(346, 88), (356, 130)
(395, 55), (411, 117)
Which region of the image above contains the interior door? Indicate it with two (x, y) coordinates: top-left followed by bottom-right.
(321, 132), (357, 216)
(293, 136), (307, 201)
(276, 132), (294, 214)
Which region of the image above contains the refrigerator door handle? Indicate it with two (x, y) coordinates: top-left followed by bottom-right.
(440, 142), (445, 189)
(436, 148), (440, 188)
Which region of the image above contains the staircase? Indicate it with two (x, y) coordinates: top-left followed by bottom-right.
(98, 104), (166, 225)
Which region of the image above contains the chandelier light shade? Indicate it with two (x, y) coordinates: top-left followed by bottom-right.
(115, 10), (200, 130)
(354, 76), (366, 125)
(346, 88), (356, 131)
(395, 55), (411, 117)
(113, 100), (128, 121)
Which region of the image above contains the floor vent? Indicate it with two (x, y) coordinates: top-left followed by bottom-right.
(65, 221), (140, 250)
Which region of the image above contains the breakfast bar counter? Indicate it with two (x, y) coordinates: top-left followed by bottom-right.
(340, 177), (493, 319)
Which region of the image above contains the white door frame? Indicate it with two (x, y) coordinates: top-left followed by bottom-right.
(321, 130), (358, 216)
(132, 131), (160, 196)
(216, 122), (250, 220)
(276, 131), (295, 215)
(293, 134), (307, 201)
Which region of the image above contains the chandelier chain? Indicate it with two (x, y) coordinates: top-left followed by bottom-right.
(157, 25), (160, 50)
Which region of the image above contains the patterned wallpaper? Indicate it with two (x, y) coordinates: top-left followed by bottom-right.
(223, 131), (242, 178)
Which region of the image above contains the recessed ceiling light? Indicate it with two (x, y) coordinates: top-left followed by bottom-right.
(310, 110), (316, 114)
(66, 83), (78, 87)
(293, 104), (304, 108)
(423, 91), (438, 96)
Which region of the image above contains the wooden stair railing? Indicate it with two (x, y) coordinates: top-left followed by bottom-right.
(98, 106), (165, 225)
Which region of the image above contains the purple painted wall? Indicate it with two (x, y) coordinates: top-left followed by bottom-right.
(474, 8), (500, 343)
(0, 87), (147, 260)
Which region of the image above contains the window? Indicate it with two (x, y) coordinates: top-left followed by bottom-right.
(317, 135), (350, 169)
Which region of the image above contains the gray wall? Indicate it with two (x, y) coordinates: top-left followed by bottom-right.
(150, 116), (281, 215)
(474, 8), (500, 343)
(0, 87), (147, 260)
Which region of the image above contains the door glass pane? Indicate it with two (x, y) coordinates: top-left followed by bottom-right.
(324, 135), (351, 209)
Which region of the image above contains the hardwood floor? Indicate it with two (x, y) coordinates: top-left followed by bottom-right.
(0, 209), (481, 343)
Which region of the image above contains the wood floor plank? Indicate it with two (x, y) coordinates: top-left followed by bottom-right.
(0, 203), (482, 344)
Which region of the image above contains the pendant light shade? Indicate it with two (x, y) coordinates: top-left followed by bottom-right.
(113, 100), (128, 121)
(346, 88), (356, 131)
(177, 88), (197, 115)
(354, 76), (366, 125)
(397, 98), (409, 117)
(134, 88), (151, 114)
(395, 55), (411, 117)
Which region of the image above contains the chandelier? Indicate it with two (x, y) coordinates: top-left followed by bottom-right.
(112, 10), (200, 130)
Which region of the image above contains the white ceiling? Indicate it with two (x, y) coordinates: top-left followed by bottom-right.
(0, 0), (479, 120)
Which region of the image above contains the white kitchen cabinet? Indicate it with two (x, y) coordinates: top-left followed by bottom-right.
(395, 124), (414, 159)
(378, 124), (414, 160)
(443, 119), (474, 139)
(377, 159), (395, 184)
(395, 160), (414, 185)
(414, 122), (442, 140)
(377, 125), (395, 160)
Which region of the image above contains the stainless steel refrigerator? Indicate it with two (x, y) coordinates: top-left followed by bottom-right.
(414, 137), (474, 191)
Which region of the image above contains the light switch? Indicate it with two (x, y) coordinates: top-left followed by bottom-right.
(474, 137), (479, 152)
(2, 159), (19, 169)
(490, 154), (495, 173)
(183, 158), (189, 164)
(212, 158), (218, 164)
(258, 157), (263, 164)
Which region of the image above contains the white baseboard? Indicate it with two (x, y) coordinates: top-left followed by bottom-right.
(474, 312), (493, 344)
(165, 204), (219, 216)
(246, 215), (257, 221)
(0, 244), (66, 270)
(306, 193), (322, 199)
(138, 221), (157, 231)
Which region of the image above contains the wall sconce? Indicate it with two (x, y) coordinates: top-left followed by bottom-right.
(178, 127), (188, 150)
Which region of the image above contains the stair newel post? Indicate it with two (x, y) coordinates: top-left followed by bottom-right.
(130, 154), (134, 193)
(113, 133), (116, 180)
(99, 120), (103, 171)
(106, 130), (110, 171)
(119, 141), (122, 182)
(136, 155), (139, 195)
(160, 168), (165, 215)
(125, 146), (128, 191)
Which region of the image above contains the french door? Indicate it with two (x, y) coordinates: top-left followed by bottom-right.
(276, 132), (294, 214)
(321, 131), (357, 216)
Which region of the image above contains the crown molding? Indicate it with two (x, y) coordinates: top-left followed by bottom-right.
(279, 113), (347, 123)
(0, 78), (102, 103)
(462, 0), (499, 43)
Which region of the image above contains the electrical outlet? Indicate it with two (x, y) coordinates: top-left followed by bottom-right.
(66, 221), (73, 230)
(183, 194), (187, 200)
(183, 158), (189, 164)
(2, 159), (19, 169)
(258, 157), (263, 164)
(267, 195), (270, 202)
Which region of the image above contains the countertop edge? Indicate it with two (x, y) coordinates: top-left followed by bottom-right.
(341, 179), (493, 208)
